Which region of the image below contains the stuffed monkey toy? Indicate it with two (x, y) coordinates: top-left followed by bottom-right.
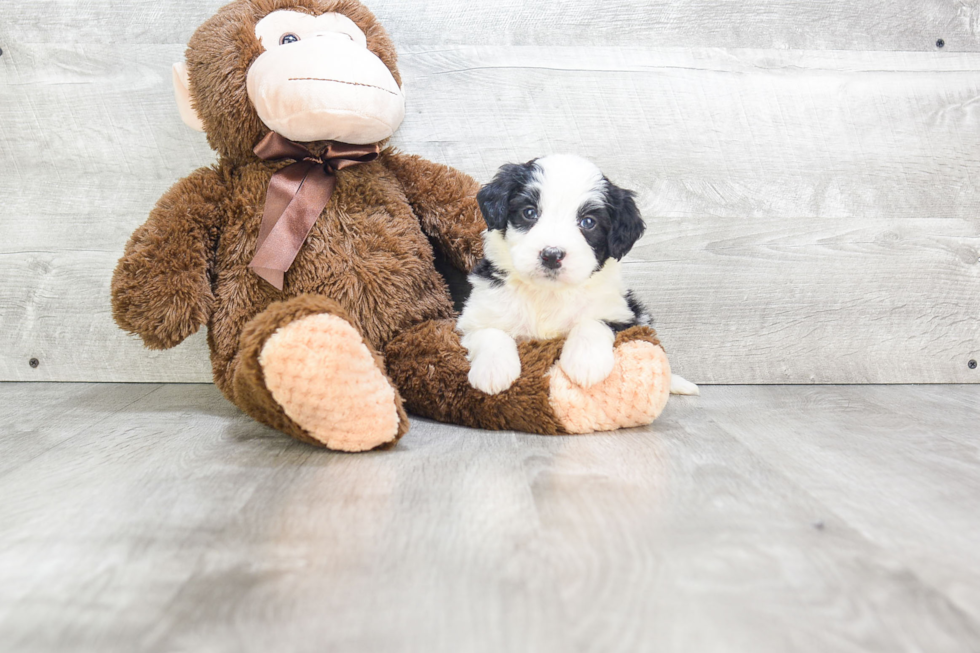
(111, 0), (671, 452)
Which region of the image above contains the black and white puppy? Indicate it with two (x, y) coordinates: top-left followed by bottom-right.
(458, 154), (698, 396)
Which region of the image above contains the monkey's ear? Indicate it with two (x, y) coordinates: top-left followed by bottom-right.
(605, 182), (646, 260)
(172, 62), (205, 132)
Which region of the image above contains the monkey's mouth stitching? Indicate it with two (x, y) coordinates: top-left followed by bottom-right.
(288, 77), (399, 96)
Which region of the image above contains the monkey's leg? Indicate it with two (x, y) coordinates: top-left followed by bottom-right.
(384, 320), (671, 434)
(231, 294), (409, 451)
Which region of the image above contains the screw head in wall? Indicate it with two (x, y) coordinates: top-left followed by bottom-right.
(29, 358), (40, 369)
(970, 359), (978, 370)
(937, 39), (946, 48)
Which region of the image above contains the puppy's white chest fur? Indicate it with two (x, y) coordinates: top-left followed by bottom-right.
(459, 254), (633, 341)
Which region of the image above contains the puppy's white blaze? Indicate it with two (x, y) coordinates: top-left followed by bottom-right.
(505, 154), (606, 286)
(534, 154), (606, 212)
(461, 327), (521, 395)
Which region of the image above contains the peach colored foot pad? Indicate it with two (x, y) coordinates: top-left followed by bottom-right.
(259, 314), (400, 452)
(549, 342), (671, 434)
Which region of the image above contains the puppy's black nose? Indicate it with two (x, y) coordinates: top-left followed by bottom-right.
(540, 247), (565, 270)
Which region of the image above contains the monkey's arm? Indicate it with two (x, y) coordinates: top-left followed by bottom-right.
(383, 150), (485, 273)
(111, 167), (227, 350)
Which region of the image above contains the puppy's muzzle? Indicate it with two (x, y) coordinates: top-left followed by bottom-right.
(539, 247), (566, 270)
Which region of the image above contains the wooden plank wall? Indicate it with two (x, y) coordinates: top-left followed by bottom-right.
(1, 1), (978, 384)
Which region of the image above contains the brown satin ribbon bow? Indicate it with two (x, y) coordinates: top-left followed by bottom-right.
(250, 131), (380, 290)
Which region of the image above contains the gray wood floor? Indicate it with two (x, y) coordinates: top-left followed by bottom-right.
(1, 383), (978, 653)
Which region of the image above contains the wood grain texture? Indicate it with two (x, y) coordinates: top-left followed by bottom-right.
(3, 0), (980, 51)
(398, 47), (980, 221)
(710, 385), (980, 629)
(0, 383), (161, 477)
(628, 215), (980, 383)
(2, 43), (978, 383)
(1, 383), (979, 652)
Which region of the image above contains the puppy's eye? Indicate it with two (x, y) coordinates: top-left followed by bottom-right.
(579, 217), (597, 230)
(522, 207), (539, 221)
(280, 33), (300, 45)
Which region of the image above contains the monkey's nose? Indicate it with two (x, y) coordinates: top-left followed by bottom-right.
(540, 247), (566, 270)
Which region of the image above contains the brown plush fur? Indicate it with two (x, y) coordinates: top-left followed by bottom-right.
(112, 0), (667, 449)
(386, 323), (662, 435)
(385, 319), (568, 435)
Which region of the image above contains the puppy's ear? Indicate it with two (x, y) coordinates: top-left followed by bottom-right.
(476, 183), (509, 231)
(477, 163), (528, 231)
(605, 181), (646, 260)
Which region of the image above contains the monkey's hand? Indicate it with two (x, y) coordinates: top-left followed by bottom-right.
(382, 150), (485, 273)
(111, 167), (226, 350)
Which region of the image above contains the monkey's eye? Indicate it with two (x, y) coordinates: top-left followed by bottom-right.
(522, 207), (539, 221)
(579, 217), (597, 230)
(280, 33), (300, 45)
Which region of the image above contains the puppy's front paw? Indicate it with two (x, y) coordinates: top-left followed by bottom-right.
(468, 352), (522, 395)
(560, 338), (615, 388)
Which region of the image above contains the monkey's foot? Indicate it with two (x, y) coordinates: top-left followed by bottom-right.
(259, 313), (403, 452)
(549, 339), (671, 434)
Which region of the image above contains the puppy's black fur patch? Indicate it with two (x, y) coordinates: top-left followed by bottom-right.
(603, 291), (653, 333)
(476, 161), (540, 232)
(602, 178), (646, 262)
(470, 258), (507, 288)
